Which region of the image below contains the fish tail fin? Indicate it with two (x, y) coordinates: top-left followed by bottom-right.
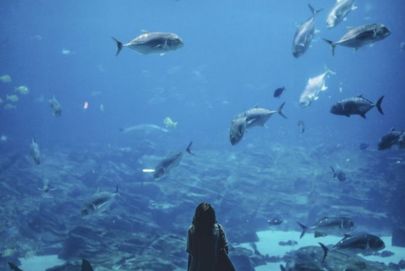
(277, 102), (287, 119)
(81, 259), (94, 271)
(323, 39), (336, 56)
(319, 242), (329, 263)
(376, 96), (384, 115)
(112, 37), (123, 56)
(186, 141), (194, 155)
(324, 65), (336, 75)
(297, 222), (308, 239)
(308, 4), (322, 16)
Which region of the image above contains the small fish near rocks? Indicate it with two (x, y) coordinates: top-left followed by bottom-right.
(330, 95), (384, 119)
(331, 166), (346, 182)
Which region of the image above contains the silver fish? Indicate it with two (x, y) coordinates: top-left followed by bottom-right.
(326, 0), (357, 28)
(244, 103), (287, 129)
(298, 217), (354, 238)
(324, 23), (391, 55)
(292, 4), (322, 58)
(153, 142), (193, 179)
(229, 116), (247, 146)
(330, 95), (384, 119)
(319, 233), (385, 262)
(113, 32), (183, 56)
(81, 186), (119, 216)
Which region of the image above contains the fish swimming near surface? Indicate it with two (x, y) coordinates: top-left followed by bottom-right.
(323, 23), (391, 55)
(330, 95), (384, 119)
(298, 216), (354, 239)
(49, 96), (62, 116)
(229, 115), (247, 145)
(326, 0), (357, 28)
(120, 124), (169, 134)
(330, 166), (346, 182)
(292, 4), (322, 58)
(297, 120), (305, 134)
(319, 233), (385, 262)
(81, 185), (119, 216)
(378, 129), (405, 150)
(299, 68), (335, 107)
(30, 139), (41, 165)
(113, 32), (184, 56)
(153, 142), (193, 179)
(273, 87), (286, 98)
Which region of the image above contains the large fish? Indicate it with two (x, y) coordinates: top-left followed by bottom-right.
(244, 103), (287, 128)
(299, 68), (335, 107)
(326, 0), (357, 28)
(319, 233), (385, 262)
(30, 139), (41, 165)
(330, 95), (384, 119)
(298, 216), (354, 238)
(229, 116), (247, 146)
(229, 103), (287, 145)
(153, 142), (193, 179)
(324, 23), (391, 55)
(81, 186), (119, 216)
(113, 32), (183, 56)
(378, 128), (405, 150)
(292, 4), (322, 58)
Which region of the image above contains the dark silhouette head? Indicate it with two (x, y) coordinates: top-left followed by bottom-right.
(192, 202), (217, 233)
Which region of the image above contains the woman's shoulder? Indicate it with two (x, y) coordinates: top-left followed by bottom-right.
(188, 225), (196, 234)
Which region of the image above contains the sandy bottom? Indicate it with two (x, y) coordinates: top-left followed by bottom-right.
(241, 230), (405, 271)
(19, 254), (64, 271)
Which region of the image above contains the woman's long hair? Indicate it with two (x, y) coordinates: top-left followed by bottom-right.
(192, 202), (217, 234)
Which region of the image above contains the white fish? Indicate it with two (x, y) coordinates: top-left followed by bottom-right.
(299, 68), (335, 107)
(326, 0), (357, 28)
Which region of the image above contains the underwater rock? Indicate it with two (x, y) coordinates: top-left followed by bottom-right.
(283, 245), (395, 271)
(229, 251), (255, 271)
(392, 227), (405, 247)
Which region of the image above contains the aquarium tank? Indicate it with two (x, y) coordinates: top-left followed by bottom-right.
(0, 0), (405, 270)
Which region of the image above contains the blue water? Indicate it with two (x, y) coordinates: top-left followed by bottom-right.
(1, 0), (405, 270)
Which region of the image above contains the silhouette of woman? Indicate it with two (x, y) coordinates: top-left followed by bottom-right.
(187, 202), (233, 271)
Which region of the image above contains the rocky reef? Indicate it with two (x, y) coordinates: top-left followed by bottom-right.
(0, 141), (404, 270)
(282, 246), (397, 271)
